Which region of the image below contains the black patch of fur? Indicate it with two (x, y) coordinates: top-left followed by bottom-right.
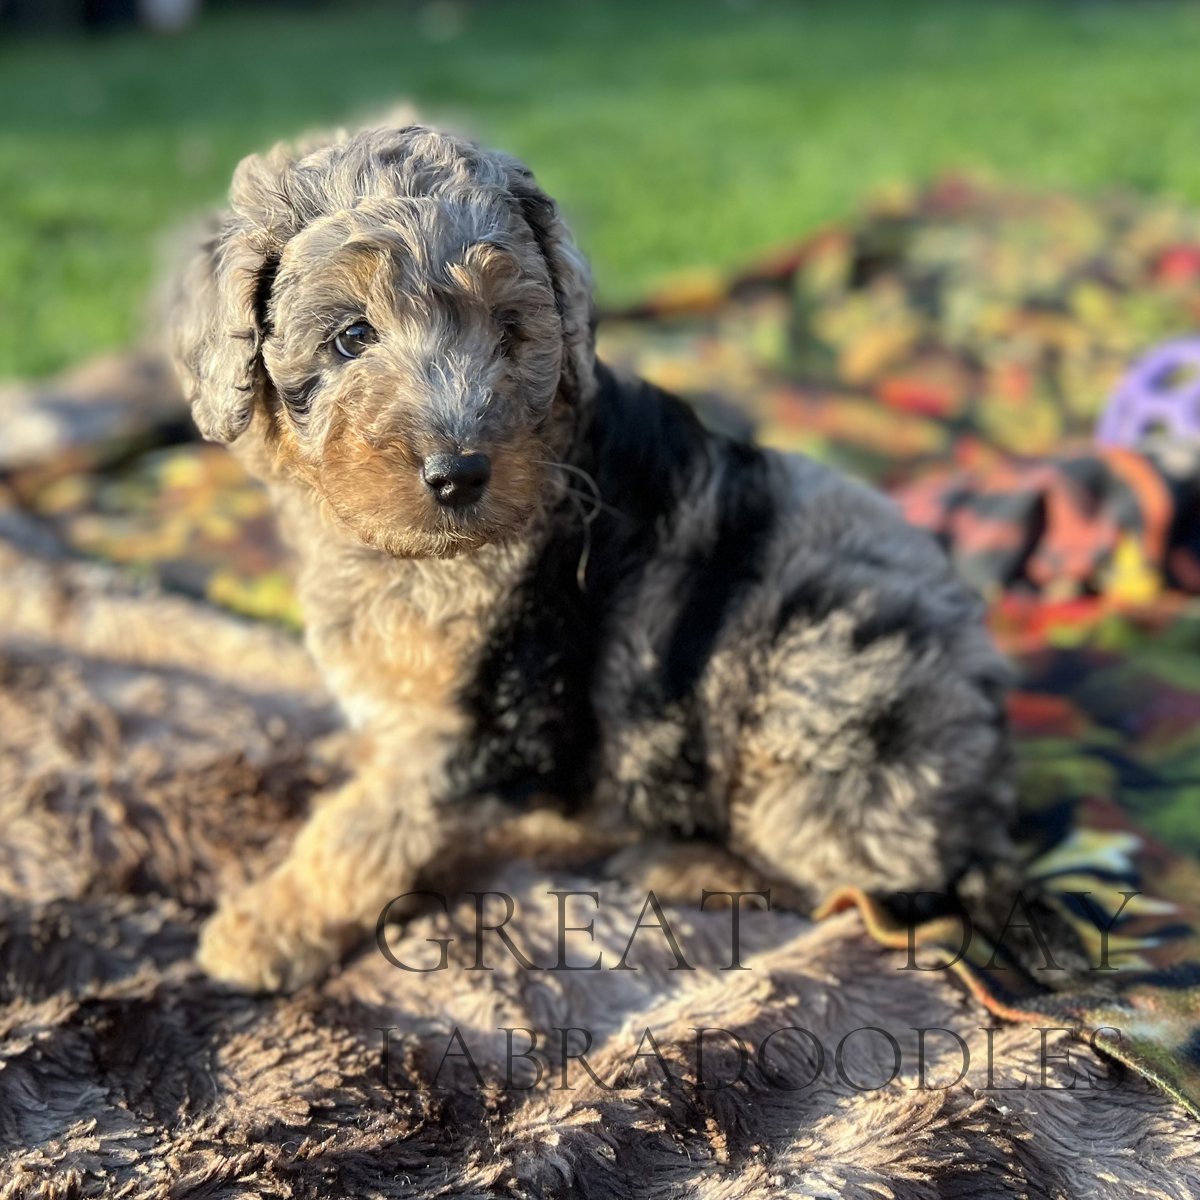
(450, 364), (711, 806)
(451, 366), (779, 834)
(865, 699), (910, 762)
(447, 523), (596, 803)
(850, 590), (940, 653)
(659, 440), (777, 704)
(625, 440), (778, 835)
(772, 571), (845, 635)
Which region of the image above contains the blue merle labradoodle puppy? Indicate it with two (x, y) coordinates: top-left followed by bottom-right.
(170, 123), (1014, 991)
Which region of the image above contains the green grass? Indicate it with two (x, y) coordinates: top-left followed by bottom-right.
(4, 0), (1200, 378)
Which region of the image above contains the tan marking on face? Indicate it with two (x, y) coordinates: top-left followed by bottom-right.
(309, 412), (547, 559)
(443, 241), (523, 302)
(248, 204), (565, 560)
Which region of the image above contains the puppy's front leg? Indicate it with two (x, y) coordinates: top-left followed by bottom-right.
(198, 761), (463, 993)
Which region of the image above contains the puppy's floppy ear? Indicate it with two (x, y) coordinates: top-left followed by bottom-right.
(168, 148), (297, 443)
(503, 163), (595, 401)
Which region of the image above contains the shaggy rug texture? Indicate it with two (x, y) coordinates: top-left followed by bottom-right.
(1, 514), (1198, 1198)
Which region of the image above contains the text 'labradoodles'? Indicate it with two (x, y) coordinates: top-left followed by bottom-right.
(171, 123), (1015, 992)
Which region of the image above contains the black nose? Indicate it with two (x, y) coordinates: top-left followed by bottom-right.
(422, 452), (491, 508)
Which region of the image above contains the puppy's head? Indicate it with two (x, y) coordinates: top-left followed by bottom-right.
(170, 125), (594, 558)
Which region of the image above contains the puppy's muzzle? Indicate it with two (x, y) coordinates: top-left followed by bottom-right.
(422, 452), (491, 509)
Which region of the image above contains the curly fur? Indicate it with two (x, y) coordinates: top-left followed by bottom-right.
(168, 122), (1016, 992)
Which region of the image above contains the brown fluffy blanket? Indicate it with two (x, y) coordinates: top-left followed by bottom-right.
(1, 507), (1197, 1198)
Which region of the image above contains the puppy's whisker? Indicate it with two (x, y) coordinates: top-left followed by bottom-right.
(535, 459), (618, 521)
(560, 486), (595, 591)
(549, 472), (611, 585)
(532, 454), (602, 587)
(536, 458), (601, 496)
(557, 484), (601, 521)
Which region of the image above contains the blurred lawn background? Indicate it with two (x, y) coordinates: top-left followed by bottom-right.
(3, 0), (1200, 380)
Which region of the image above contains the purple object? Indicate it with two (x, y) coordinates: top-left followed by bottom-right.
(1098, 338), (1200, 447)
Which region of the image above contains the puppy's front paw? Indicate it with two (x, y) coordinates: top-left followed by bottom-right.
(197, 874), (352, 993)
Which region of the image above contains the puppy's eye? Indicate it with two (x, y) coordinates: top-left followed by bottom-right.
(334, 321), (377, 359)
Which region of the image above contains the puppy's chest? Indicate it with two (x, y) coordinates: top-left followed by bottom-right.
(317, 554), (744, 834)
(447, 538), (600, 806)
(308, 542), (600, 798)
(444, 531), (745, 835)
(444, 569), (744, 839)
(316, 606), (477, 741)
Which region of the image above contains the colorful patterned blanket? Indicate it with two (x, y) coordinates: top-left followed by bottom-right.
(3, 180), (1200, 1129)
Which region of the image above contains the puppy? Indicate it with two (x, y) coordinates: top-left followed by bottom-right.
(170, 123), (1014, 992)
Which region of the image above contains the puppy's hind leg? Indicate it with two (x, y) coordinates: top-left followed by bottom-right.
(727, 607), (1014, 907)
